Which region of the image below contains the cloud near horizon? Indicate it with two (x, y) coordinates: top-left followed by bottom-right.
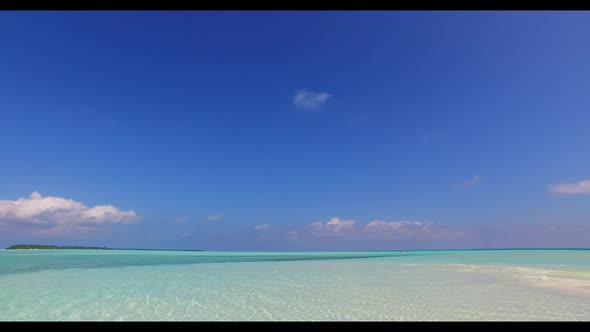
(548, 179), (590, 195)
(293, 89), (332, 109)
(0, 192), (139, 235)
(205, 213), (223, 222)
(255, 224), (272, 231)
(309, 217), (356, 234)
(461, 175), (481, 188)
(364, 220), (470, 240)
(254, 217), (474, 244)
(176, 216), (189, 223)
(305, 217), (468, 240)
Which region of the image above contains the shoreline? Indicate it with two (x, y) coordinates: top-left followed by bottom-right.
(420, 263), (590, 299)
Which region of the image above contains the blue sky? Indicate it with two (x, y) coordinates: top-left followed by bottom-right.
(1, 11), (589, 250)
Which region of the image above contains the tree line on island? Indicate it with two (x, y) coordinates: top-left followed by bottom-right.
(5, 244), (206, 251)
(6, 244), (113, 250)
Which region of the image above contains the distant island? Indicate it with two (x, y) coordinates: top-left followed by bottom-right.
(6, 244), (113, 250)
(5, 244), (205, 251)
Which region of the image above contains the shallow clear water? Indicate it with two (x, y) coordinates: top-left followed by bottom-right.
(1, 249), (589, 321)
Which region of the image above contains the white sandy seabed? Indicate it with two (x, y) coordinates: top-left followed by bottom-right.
(1, 258), (589, 321)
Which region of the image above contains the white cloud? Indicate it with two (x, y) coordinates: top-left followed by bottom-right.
(548, 179), (590, 195)
(461, 175), (481, 188)
(364, 220), (428, 236)
(364, 220), (469, 240)
(293, 89), (332, 109)
(293, 217), (469, 243)
(0, 192), (139, 235)
(255, 224), (272, 231)
(309, 217), (355, 234)
(205, 213), (223, 222)
(176, 216), (189, 223)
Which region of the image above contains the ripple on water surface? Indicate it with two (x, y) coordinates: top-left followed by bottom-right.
(1, 250), (590, 320)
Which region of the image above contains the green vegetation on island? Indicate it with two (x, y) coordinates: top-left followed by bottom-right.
(6, 244), (113, 250)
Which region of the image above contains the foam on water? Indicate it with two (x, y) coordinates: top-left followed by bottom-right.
(0, 249), (589, 320)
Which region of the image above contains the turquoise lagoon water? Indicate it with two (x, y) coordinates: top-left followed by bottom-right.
(1, 249), (589, 320)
